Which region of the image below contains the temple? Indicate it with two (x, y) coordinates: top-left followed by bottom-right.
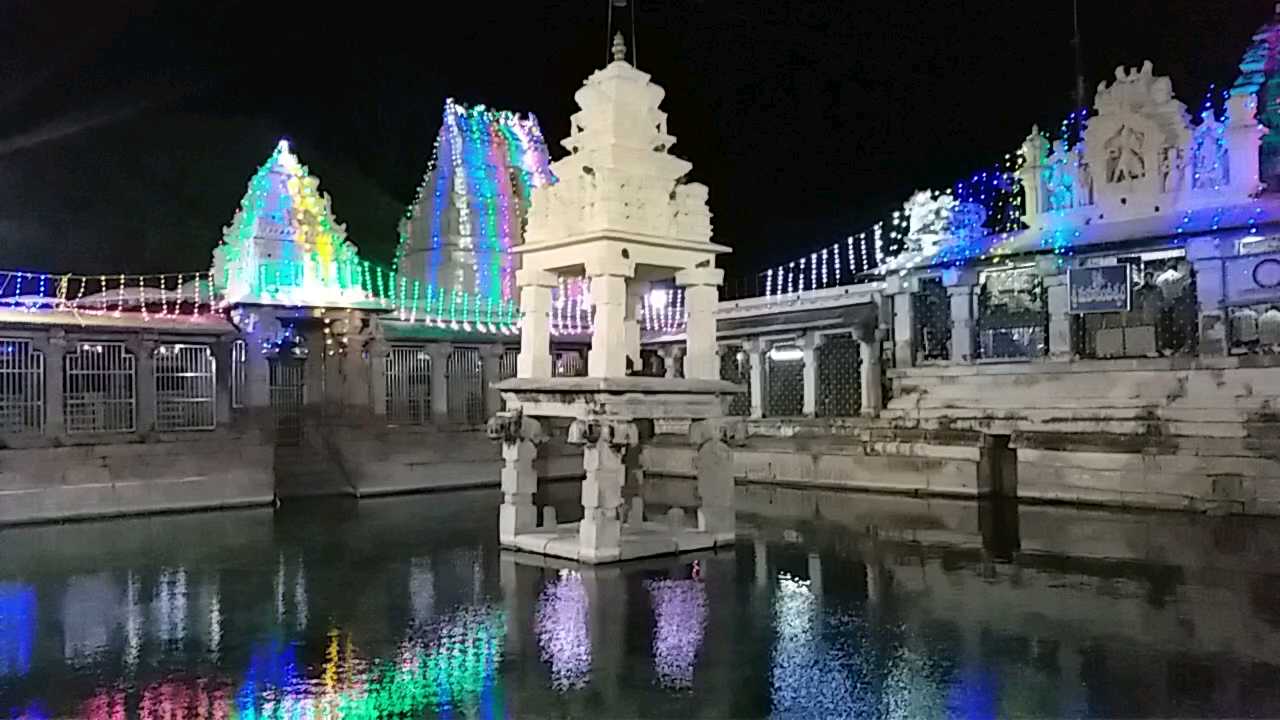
(2, 10), (1280, 526)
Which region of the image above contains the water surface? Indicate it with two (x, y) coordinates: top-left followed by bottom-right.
(2, 484), (1280, 718)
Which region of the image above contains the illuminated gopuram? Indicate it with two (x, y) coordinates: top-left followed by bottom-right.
(489, 35), (743, 564)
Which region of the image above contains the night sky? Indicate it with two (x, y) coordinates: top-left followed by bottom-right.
(1, 1), (1275, 283)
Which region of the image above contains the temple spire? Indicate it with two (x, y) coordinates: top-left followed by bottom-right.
(612, 32), (627, 63)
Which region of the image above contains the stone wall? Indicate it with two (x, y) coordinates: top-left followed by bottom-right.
(885, 356), (1280, 514)
(0, 428), (273, 525)
(321, 417), (583, 497)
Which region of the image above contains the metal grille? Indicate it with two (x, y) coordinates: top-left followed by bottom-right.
(976, 268), (1048, 360)
(154, 344), (216, 431)
(447, 346), (485, 425)
(0, 338), (43, 434)
(499, 347), (519, 380)
(719, 344), (752, 416)
(817, 334), (860, 417)
(268, 359), (305, 445)
(912, 277), (951, 362)
(552, 348), (586, 377)
(230, 339), (247, 408)
(765, 347), (804, 417)
(385, 345), (431, 424)
(65, 342), (136, 434)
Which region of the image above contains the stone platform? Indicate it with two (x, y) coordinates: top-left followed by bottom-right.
(503, 519), (730, 563)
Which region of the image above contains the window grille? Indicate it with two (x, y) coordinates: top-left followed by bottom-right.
(0, 338), (43, 434)
(447, 347), (485, 425)
(765, 346), (804, 417)
(553, 348), (586, 377)
(230, 339), (247, 408)
(817, 334), (860, 417)
(65, 342), (136, 434)
(499, 347), (519, 380)
(268, 359), (305, 445)
(154, 344), (216, 431)
(1075, 258), (1199, 358)
(386, 345), (431, 424)
(719, 344), (752, 416)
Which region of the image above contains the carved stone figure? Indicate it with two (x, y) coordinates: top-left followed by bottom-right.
(1161, 146), (1186, 193)
(1105, 125), (1146, 182)
(1073, 144), (1094, 206)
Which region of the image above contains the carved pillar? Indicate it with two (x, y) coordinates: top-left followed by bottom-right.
(41, 329), (66, 437)
(427, 342), (451, 423)
(889, 278), (916, 369)
(852, 324), (884, 418)
(624, 281), (649, 373)
(798, 332), (822, 417)
(658, 345), (684, 379)
(368, 337), (389, 417)
(516, 269), (556, 378)
(1188, 237), (1228, 356)
(588, 273), (630, 378)
(480, 344), (504, 416)
(743, 339), (766, 419)
(574, 420), (637, 563)
(1043, 273), (1072, 360)
(497, 416), (544, 544)
(676, 267), (724, 380)
(691, 419), (736, 544)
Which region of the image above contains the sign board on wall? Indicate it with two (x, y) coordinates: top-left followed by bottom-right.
(1068, 266), (1131, 313)
(1224, 250), (1280, 306)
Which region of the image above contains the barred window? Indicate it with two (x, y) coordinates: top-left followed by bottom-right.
(719, 344), (752, 416)
(499, 347), (519, 380)
(447, 346), (485, 425)
(553, 348), (586, 377)
(230, 339), (247, 408)
(816, 334), (859, 417)
(65, 342), (136, 434)
(154, 344), (216, 431)
(765, 344), (804, 417)
(0, 338), (43, 434)
(386, 345), (431, 424)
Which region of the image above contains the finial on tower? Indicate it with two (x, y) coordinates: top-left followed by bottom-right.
(612, 32), (627, 62)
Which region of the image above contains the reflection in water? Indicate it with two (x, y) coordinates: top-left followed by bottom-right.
(535, 569), (591, 691)
(646, 569), (707, 689)
(4, 488), (1280, 717)
(770, 572), (856, 718)
(0, 582), (34, 678)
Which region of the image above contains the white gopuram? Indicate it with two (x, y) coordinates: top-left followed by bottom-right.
(488, 34), (743, 564)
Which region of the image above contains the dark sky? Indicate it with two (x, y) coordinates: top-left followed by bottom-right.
(0, 1), (1275, 281)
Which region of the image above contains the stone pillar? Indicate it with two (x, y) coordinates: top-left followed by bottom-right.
(947, 284), (977, 363)
(480, 344), (503, 416)
(1188, 236), (1228, 356)
(753, 537), (768, 589)
(516, 269), (555, 378)
(576, 421), (635, 563)
(133, 335), (157, 433)
(341, 336), (370, 413)
(891, 291), (914, 369)
(498, 417), (543, 544)
(1043, 272), (1072, 360)
(244, 323), (273, 409)
(858, 334), (882, 417)
(624, 281), (649, 373)
(658, 345), (683, 379)
(42, 329), (67, 437)
(798, 332), (821, 417)
(588, 273), (629, 378)
(427, 342), (451, 424)
(213, 338), (233, 426)
(676, 267), (724, 380)
(691, 419), (735, 544)
(744, 339), (765, 419)
(368, 338), (388, 417)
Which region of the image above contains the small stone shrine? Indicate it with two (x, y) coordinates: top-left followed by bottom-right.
(487, 34), (743, 564)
